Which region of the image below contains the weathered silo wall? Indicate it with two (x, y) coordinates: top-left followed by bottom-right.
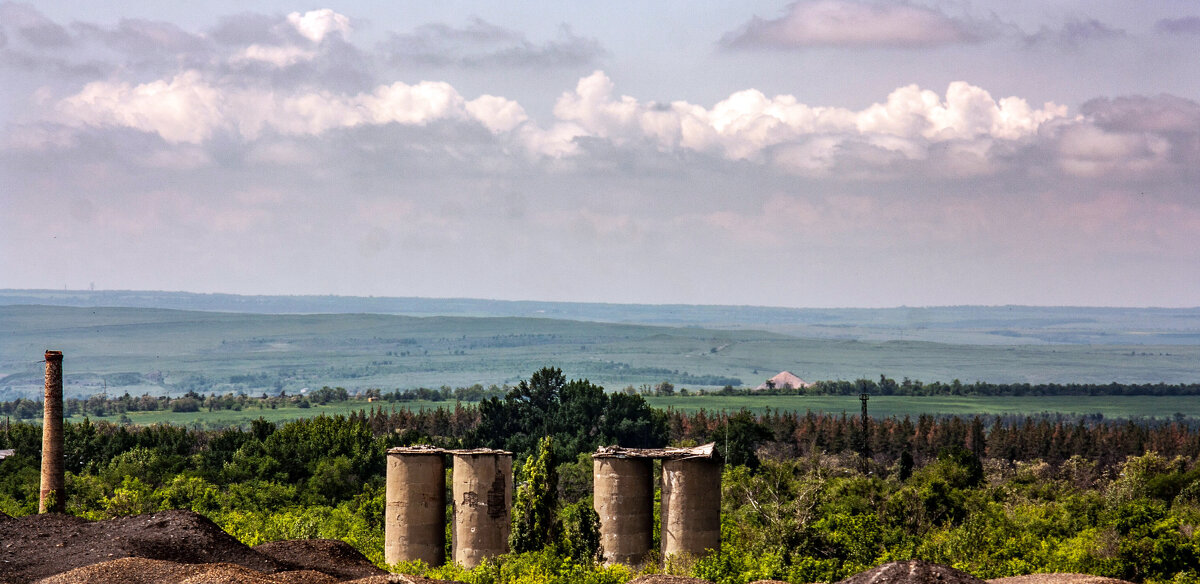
(593, 455), (654, 565)
(385, 447), (446, 566)
(660, 456), (721, 560)
(451, 449), (513, 568)
(40, 350), (64, 514)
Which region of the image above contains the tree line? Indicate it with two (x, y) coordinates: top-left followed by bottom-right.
(748, 376), (1200, 397)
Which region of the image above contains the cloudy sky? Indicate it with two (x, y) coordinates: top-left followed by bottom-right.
(2, 1), (1198, 308)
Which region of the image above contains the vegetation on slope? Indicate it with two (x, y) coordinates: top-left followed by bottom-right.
(2, 368), (1200, 583)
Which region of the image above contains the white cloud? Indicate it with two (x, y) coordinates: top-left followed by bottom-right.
(286, 9), (351, 44)
(722, 0), (987, 49)
(542, 71), (1067, 172)
(465, 95), (529, 133)
(53, 71), (527, 143)
(57, 71), (226, 143)
(48, 69), (1199, 184)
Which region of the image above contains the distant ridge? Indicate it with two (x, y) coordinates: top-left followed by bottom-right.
(3, 289), (1199, 345)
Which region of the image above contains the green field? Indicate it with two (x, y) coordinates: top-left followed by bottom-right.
(57, 394), (1200, 429)
(62, 399), (449, 428)
(646, 394), (1200, 418)
(2, 305), (1198, 402)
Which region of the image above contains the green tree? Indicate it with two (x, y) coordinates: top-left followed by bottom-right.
(474, 367), (667, 461)
(511, 436), (558, 553)
(559, 497), (602, 564)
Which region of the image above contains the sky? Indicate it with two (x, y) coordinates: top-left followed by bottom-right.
(1, 1), (1198, 308)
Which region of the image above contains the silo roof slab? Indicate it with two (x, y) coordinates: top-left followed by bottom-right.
(387, 445), (446, 455)
(593, 442), (716, 460)
(447, 448), (513, 456)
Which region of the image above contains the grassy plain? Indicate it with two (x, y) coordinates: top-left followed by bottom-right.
(62, 399), (448, 428)
(646, 394), (1200, 418)
(59, 394), (1200, 429)
(2, 305), (1198, 401)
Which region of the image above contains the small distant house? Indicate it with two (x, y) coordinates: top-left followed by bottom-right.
(756, 371), (812, 390)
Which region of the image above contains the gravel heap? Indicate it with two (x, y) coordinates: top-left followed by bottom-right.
(989, 575), (1134, 584)
(0, 510), (461, 584)
(627, 576), (712, 584)
(836, 561), (988, 584)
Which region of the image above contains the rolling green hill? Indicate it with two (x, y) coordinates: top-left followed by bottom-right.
(4, 289), (1199, 345)
(2, 305), (1197, 401)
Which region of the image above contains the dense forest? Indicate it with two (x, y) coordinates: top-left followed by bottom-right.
(2, 368), (1200, 583)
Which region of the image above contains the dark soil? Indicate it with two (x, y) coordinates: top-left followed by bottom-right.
(254, 540), (387, 580)
(0, 510), (462, 584)
(0, 510), (281, 583)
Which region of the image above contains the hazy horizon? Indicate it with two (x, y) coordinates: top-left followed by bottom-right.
(3, 2), (1198, 308)
(6, 287), (1200, 312)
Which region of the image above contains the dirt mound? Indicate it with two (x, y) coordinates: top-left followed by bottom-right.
(30, 557), (339, 584)
(989, 575), (1134, 584)
(837, 561), (986, 584)
(255, 539), (387, 580)
(748, 581), (792, 584)
(0, 510), (468, 584)
(628, 576), (713, 584)
(1, 510), (283, 584)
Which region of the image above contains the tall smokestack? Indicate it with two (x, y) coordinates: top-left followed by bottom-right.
(40, 350), (64, 514)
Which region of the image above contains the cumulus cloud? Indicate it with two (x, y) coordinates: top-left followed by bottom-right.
(544, 71), (1067, 173)
(286, 9), (351, 43)
(1052, 95), (1200, 179)
(41, 66), (1083, 179)
(721, 0), (990, 49)
(52, 70), (527, 143)
(382, 18), (605, 67)
(31, 59), (1200, 186)
(1155, 16), (1200, 35)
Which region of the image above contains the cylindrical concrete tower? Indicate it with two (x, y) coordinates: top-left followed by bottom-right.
(385, 447), (446, 566)
(40, 350), (64, 514)
(593, 455), (654, 565)
(660, 457), (721, 560)
(451, 449), (513, 568)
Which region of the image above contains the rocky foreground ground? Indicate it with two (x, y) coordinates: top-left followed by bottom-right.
(0, 510), (1136, 584)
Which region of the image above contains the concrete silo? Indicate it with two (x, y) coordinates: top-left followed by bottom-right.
(385, 446), (446, 566)
(660, 446), (721, 561)
(592, 452), (655, 565)
(451, 449), (513, 568)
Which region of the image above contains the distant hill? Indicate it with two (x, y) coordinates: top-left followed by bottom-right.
(3, 289), (1199, 345)
(2, 304), (1198, 400)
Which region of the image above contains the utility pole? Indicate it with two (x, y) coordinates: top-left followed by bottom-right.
(859, 393), (870, 474)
